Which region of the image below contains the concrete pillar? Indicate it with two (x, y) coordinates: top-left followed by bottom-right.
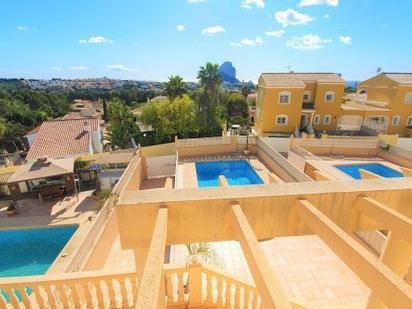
(134, 247), (149, 280)
(229, 203), (293, 309)
(135, 207), (168, 309)
(188, 262), (203, 308)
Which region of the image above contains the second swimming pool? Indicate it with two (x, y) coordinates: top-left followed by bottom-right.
(195, 160), (264, 188)
(335, 163), (403, 180)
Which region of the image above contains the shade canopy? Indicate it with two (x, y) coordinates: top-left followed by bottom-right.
(7, 158), (74, 184)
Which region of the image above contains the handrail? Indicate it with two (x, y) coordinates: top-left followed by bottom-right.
(1, 262), (263, 308)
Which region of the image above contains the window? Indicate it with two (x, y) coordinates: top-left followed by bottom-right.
(303, 91), (311, 102)
(405, 93), (412, 103)
(276, 115), (288, 125)
(313, 115), (321, 125)
(324, 115), (332, 125)
(392, 116), (400, 126)
(407, 116), (412, 127)
(278, 92), (291, 104)
(324, 91), (335, 103)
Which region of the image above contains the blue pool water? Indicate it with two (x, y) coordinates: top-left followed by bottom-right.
(0, 225), (78, 277)
(335, 163), (403, 180)
(195, 160), (264, 188)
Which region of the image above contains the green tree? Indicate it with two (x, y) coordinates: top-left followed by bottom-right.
(106, 99), (140, 149)
(241, 85), (251, 99)
(196, 63), (224, 136)
(164, 75), (187, 99)
(0, 123), (26, 152)
(197, 63), (222, 91)
(140, 95), (198, 143)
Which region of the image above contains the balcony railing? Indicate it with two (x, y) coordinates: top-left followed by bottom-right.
(0, 262), (263, 309)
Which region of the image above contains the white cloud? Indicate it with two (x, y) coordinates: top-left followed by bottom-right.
(49, 67), (62, 71)
(107, 64), (136, 72)
(202, 25), (225, 35)
(176, 25), (186, 32)
(70, 66), (88, 71)
(241, 0), (265, 9)
(230, 37), (264, 47)
(287, 34), (332, 50)
(324, 14), (330, 18)
(339, 35), (352, 44)
(265, 30), (285, 38)
(17, 26), (29, 31)
(79, 36), (114, 44)
(188, 0), (207, 3)
(299, 0), (338, 7)
(275, 9), (313, 27)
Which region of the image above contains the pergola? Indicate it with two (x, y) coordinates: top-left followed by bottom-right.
(116, 177), (412, 308)
(7, 157), (75, 200)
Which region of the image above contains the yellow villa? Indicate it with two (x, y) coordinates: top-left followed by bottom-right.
(255, 72), (412, 137)
(1, 133), (412, 309)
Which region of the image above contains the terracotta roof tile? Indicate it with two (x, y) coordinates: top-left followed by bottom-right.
(260, 73), (345, 87)
(26, 118), (100, 160)
(382, 73), (412, 85)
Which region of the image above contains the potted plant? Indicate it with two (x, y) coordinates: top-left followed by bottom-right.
(6, 202), (17, 216)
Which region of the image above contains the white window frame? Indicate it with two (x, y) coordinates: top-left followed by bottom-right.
(303, 91), (311, 102)
(278, 91), (291, 105)
(391, 115), (400, 126)
(324, 115), (332, 125)
(313, 115), (321, 125)
(405, 93), (412, 103)
(407, 116), (412, 127)
(324, 91), (335, 103)
(276, 114), (288, 125)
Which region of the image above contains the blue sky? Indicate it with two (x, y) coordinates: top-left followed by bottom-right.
(0, 0), (411, 82)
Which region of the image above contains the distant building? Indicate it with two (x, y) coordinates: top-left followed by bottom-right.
(26, 118), (102, 161)
(256, 71), (412, 136)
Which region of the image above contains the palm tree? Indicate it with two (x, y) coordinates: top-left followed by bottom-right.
(0, 124), (26, 152)
(197, 63), (222, 92)
(164, 75), (187, 99)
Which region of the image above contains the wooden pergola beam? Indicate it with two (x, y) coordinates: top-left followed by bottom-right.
(296, 199), (412, 309)
(357, 196), (412, 244)
(229, 203), (293, 309)
(135, 206), (168, 309)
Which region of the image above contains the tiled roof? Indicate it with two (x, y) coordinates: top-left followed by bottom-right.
(260, 73), (345, 87)
(26, 118), (99, 160)
(24, 125), (42, 136)
(382, 73), (412, 85)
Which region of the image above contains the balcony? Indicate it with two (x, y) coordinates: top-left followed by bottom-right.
(302, 102), (315, 112)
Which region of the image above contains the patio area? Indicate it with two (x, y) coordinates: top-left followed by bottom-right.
(0, 190), (96, 229)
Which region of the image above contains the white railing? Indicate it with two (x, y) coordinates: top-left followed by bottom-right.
(164, 262), (261, 309)
(0, 268), (138, 309)
(1, 262), (261, 309)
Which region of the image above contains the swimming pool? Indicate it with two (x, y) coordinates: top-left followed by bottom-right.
(195, 160), (264, 188)
(0, 225), (78, 277)
(335, 163), (403, 180)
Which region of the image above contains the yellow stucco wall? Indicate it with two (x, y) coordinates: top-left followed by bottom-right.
(256, 86), (305, 133)
(258, 74), (412, 136)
